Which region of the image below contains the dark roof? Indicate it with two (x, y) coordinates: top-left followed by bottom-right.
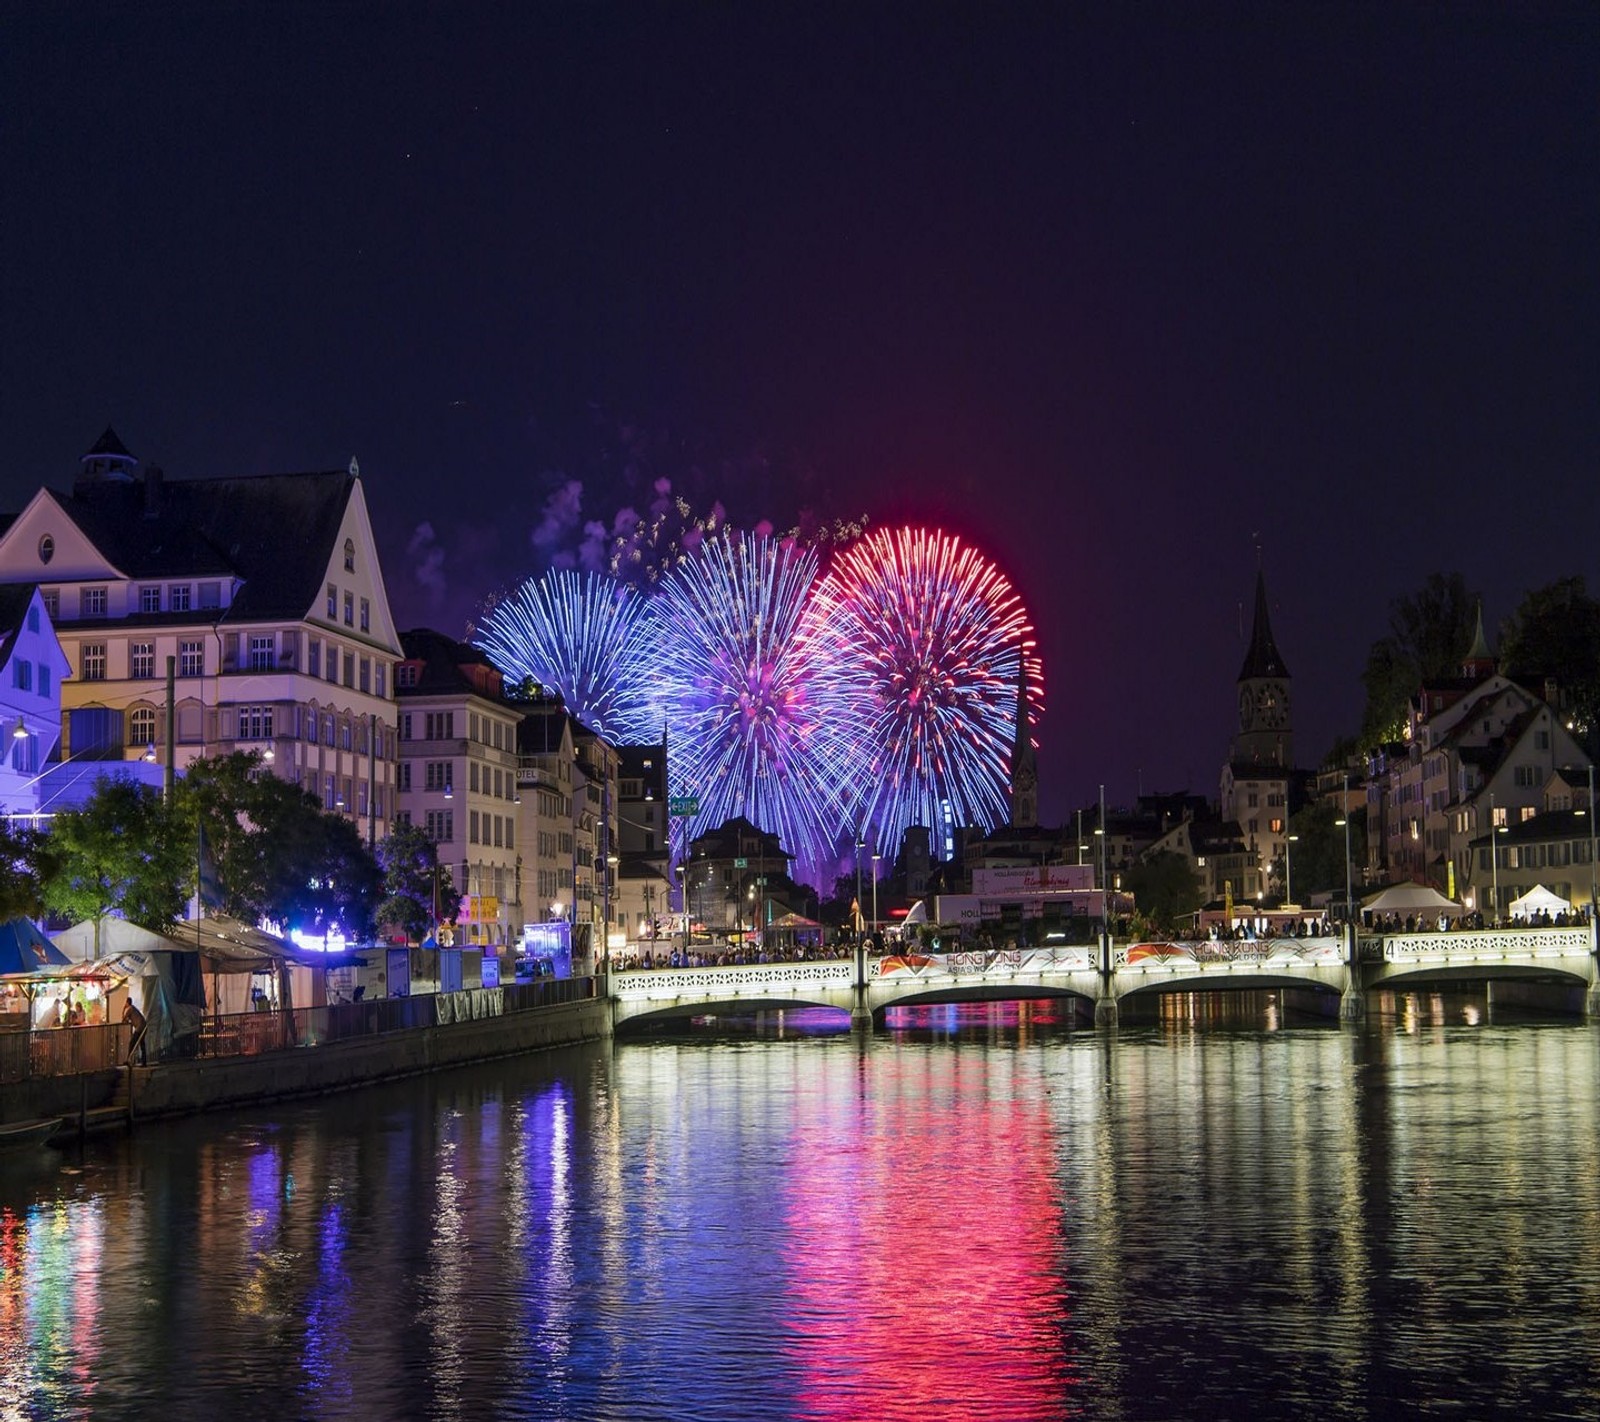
(618, 743), (666, 778)
(1471, 807), (1593, 849)
(0, 583), (38, 670)
(516, 707), (572, 755)
(1238, 570), (1290, 681)
(398, 628), (503, 697)
(50, 469), (356, 622)
(84, 425), (135, 460)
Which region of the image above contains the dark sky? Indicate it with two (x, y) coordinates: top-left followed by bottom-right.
(3, 2), (1596, 824)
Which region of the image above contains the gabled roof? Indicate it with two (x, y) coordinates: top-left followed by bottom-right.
(45, 469), (358, 622)
(84, 425), (135, 461)
(0, 583), (38, 668)
(1238, 570), (1290, 681)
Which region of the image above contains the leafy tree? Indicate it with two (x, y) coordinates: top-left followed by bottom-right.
(0, 820), (51, 920)
(177, 753), (382, 940)
(1499, 576), (1600, 758)
(1125, 851), (1203, 933)
(1284, 800), (1367, 908)
(39, 776), (191, 951)
(1359, 572), (1478, 748)
(376, 822), (461, 942)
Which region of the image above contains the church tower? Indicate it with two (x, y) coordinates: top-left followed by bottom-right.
(1231, 569), (1293, 770)
(1009, 656), (1038, 828)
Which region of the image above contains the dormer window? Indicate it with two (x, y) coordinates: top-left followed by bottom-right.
(344, 538), (355, 573)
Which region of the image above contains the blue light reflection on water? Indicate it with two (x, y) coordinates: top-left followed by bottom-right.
(3, 996), (1600, 1419)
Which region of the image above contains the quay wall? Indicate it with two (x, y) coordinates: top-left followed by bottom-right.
(1, 998), (608, 1128)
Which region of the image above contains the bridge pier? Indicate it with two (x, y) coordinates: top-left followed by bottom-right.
(1093, 996), (1118, 1028)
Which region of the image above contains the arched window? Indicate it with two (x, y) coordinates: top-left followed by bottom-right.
(343, 538), (355, 573)
(129, 707), (157, 747)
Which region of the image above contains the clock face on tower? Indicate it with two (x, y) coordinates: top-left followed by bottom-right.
(1014, 761), (1037, 793)
(1255, 682), (1289, 729)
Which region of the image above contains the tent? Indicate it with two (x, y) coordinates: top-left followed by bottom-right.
(1509, 884), (1572, 921)
(1361, 883), (1467, 917)
(0, 917), (73, 976)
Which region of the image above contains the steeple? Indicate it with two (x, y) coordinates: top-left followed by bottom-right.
(1009, 654), (1038, 828)
(1462, 600), (1495, 680)
(1237, 569), (1289, 682)
(78, 425), (138, 485)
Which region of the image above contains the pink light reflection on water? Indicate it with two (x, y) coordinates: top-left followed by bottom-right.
(780, 1040), (1075, 1420)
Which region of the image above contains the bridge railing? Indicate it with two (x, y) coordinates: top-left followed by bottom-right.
(1377, 926), (1592, 963)
(877, 946), (1097, 976)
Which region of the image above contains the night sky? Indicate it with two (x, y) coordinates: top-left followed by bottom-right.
(3, 2), (1596, 825)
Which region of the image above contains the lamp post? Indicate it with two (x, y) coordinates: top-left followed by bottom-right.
(1285, 833), (1299, 908)
(1590, 763), (1598, 923)
(1337, 772), (1353, 923)
(1489, 793), (1502, 923)
(854, 832), (866, 941)
(871, 848), (881, 946)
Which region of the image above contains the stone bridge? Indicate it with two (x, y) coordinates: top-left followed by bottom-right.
(608, 926), (1600, 1030)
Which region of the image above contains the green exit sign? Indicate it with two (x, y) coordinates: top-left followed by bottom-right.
(668, 795), (699, 817)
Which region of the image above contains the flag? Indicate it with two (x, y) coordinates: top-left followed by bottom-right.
(198, 825), (224, 910)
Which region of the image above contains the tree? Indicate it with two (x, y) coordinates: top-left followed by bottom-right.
(1359, 573), (1478, 748)
(177, 753), (382, 940)
(1499, 576), (1600, 758)
(0, 820), (51, 920)
(1124, 852), (1202, 934)
(39, 775), (191, 951)
(376, 823), (461, 943)
(1285, 800), (1367, 907)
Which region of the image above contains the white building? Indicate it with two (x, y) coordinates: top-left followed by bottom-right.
(0, 429), (402, 842)
(0, 585), (69, 819)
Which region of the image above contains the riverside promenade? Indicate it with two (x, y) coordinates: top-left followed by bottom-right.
(0, 975), (607, 1132)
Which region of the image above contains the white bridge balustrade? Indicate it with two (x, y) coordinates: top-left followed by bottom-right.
(607, 925), (1600, 1030)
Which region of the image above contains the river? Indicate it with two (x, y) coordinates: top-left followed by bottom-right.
(3, 992), (1600, 1420)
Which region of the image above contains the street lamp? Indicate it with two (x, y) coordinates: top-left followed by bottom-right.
(871, 849), (881, 944)
(1285, 833), (1299, 907)
(1488, 793), (1506, 923)
(1336, 773), (1354, 923)
(1589, 764), (1599, 922)
(854, 833), (866, 941)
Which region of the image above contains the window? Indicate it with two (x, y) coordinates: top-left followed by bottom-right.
(308, 639), (321, 678)
(249, 635), (275, 671)
(170, 585), (192, 612)
(1536, 730), (1551, 750)
(180, 640), (203, 677)
(398, 762), (411, 791)
(326, 647), (338, 684)
(327, 583), (338, 617)
(400, 713), (413, 741)
(37, 535), (54, 565)
(323, 713), (335, 745)
(359, 658), (370, 693)
(375, 664), (386, 698)
(199, 582), (221, 609)
(396, 663), (419, 689)
(505, 819), (513, 851)
(344, 538), (355, 573)
(1493, 805), (1508, 827)
(425, 711), (454, 740)
(11, 659), (31, 691)
(425, 761), (453, 793)
(42, 590), (58, 618)
(130, 707), (156, 746)
(425, 810), (454, 843)
(81, 587), (107, 617)
(139, 586), (161, 613)
(341, 719), (352, 751)
(470, 811), (480, 844)
(131, 642), (155, 678)
(359, 597), (370, 632)
(80, 642), (106, 680)
(37, 665), (50, 697)
(324, 774), (336, 811)
(343, 592), (353, 626)
(238, 705), (274, 740)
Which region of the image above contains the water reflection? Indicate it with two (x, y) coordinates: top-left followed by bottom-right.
(2, 998), (1600, 1419)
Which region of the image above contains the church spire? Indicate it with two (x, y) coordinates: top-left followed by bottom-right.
(1237, 569), (1289, 682)
(1462, 600), (1495, 680)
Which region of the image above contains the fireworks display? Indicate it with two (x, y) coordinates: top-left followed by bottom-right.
(474, 569), (655, 743)
(476, 524), (1040, 878)
(645, 531), (845, 872)
(804, 528), (1042, 859)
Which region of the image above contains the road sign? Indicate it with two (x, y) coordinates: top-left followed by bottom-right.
(734, 857), (749, 868)
(668, 796), (699, 817)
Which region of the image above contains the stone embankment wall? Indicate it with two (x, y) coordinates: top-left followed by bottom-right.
(1, 998), (609, 1127)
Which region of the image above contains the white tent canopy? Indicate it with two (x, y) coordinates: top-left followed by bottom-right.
(1509, 884), (1571, 920)
(1362, 883), (1467, 916)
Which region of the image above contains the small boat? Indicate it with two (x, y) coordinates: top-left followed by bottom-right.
(0, 1118), (64, 1151)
